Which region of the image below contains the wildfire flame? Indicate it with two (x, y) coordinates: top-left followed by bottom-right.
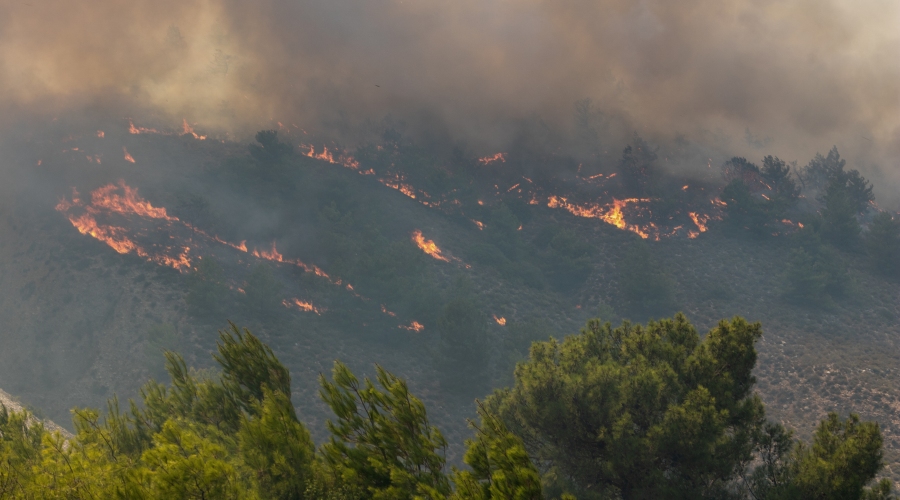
(282, 298), (323, 315)
(380, 305), (397, 317)
(91, 181), (177, 221)
(302, 144), (361, 170)
(96, 130), (104, 138)
(547, 196), (652, 239)
(55, 184), (192, 271)
(128, 119), (160, 135)
(411, 230), (450, 262)
(478, 153), (506, 165)
(689, 212), (710, 234)
(493, 314), (506, 326)
(182, 119), (206, 140)
(123, 147), (135, 163)
(251, 241), (331, 279)
(399, 321), (424, 332)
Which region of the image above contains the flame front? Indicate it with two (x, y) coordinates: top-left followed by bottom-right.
(55, 182), (192, 271)
(283, 298), (323, 315)
(91, 181), (176, 221)
(547, 196), (652, 239)
(493, 314), (506, 326)
(302, 144), (361, 170)
(182, 119), (207, 140)
(123, 147), (135, 163)
(411, 230), (450, 262)
(478, 153), (506, 165)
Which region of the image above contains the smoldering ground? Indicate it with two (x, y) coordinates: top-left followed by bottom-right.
(0, 0), (897, 201)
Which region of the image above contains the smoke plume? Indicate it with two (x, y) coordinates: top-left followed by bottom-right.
(0, 0), (897, 193)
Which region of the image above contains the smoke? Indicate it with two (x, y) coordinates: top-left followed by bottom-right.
(0, 0), (898, 193)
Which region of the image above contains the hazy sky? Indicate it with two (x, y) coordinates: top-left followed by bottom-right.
(0, 0), (897, 183)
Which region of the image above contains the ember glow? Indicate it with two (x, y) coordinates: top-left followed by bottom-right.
(122, 147), (135, 163)
(411, 230), (450, 262)
(128, 119), (160, 135)
(478, 153), (506, 165)
(493, 314), (506, 326)
(399, 321), (425, 332)
(689, 212), (710, 234)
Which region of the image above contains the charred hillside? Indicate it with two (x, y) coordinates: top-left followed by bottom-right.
(1, 122), (899, 471)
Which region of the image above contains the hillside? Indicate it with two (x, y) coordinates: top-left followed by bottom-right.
(0, 124), (898, 472)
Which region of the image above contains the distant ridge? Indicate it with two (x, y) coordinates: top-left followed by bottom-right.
(0, 387), (72, 438)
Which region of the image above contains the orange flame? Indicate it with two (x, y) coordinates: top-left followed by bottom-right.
(96, 130), (105, 138)
(399, 321), (424, 332)
(381, 305), (397, 317)
(493, 314), (506, 326)
(250, 241), (333, 279)
(689, 212), (710, 233)
(54, 182), (198, 271)
(411, 230), (451, 262)
(302, 144), (361, 170)
(283, 298), (323, 315)
(182, 119), (206, 140)
(471, 220), (485, 230)
(123, 147), (135, 163)
(547, 196), (651, 239)
(128, 119), (160, 135)
(91, 181), (177, 221)
(478, 153), (507, 165)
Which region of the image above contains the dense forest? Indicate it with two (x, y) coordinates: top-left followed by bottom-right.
(0, 316), (894, 499)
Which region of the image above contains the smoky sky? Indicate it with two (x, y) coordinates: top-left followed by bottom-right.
(0, 0), (897, 188)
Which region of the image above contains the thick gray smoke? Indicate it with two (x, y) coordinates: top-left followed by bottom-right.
(0, 0), (897, 196)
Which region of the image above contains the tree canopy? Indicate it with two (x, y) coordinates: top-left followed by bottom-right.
(0, 317), (892, 499)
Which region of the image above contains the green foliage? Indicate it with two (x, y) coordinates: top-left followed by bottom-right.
(319, 361), (451, 499)
(722, 178), (770, 235)
(866, 212), (900, 278)
(618, 242), (676, 320)
(749, 414), (892, 500)
(761, 155), (801, 213)
(721, 155), (799, 235)
(451, 402), (542, 500)
(239, 390), (315, 500)
(490, 314), (767, 499)
(822, 175), (863, 247)
(0, 405), (43, 497)
(790, 413), (888, 500)
(214, 322), (293, 415)
(435, 296), (490, 395)
(782, 226), (848, 305)
(800, 147), (873, 212)
(799, 146), (847, 194)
